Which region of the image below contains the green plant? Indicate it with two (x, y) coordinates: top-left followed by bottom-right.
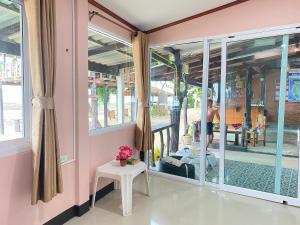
(187, 124), (193, 136)
(150, 106), (168, 117)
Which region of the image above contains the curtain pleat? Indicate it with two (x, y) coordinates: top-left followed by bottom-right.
(25, 0), (63, 205)
(132, 31), (153, 152)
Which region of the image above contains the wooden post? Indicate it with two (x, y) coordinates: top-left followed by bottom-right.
(170, 49), (184, 153)
(159, 130), (164, 159)
(242, 68), (254, 146)
(166, 127), (170, 156)
(151, 133), (155, 167)
(182, 75), (188, 135)
(245, 68), (253, 128)
(260, 67), (267, 105)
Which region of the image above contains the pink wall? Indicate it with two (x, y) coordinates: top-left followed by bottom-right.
(87, 2), (136, 193)
(4, 0), (299, 224)
(0, 152), (76, 225)
(0, 0), (136, 224)
(149, 0), (300, 45)
(89, 124), (136, 192)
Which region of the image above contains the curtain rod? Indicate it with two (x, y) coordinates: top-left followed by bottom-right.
(89, 10), (138, 35)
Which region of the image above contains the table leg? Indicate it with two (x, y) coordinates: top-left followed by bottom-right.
(114, 180), (120, 190)
(235, 133), (239, 145)
(92, 174), (99, 208)
(144, 170), (150, 196)
(121, 176), (133, 216)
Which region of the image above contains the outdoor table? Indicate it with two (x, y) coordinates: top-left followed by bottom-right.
(214, 127), (242, 146)
(226, 129), (242, 145)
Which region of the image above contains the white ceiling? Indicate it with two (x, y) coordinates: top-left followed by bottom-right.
(96, 0), (237, 31)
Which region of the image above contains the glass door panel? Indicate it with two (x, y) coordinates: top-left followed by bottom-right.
(278, 33), (300, 198)
(224, 35), (284, 194)
(205, 42), (222, 183)
(149, 41), (204, 181)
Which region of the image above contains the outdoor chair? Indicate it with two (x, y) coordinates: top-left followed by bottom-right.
(245, 116), (266, 147)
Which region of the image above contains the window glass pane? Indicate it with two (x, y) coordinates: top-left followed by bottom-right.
(88, 28), (135, 130)
(0, 0), (24, 141)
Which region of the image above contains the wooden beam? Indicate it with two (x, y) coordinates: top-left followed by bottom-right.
(0, 1), (19, 14)
(0, 23), (20, 39)
(88, 61), (117, 74)
(0, 40), (20, 56)
(89, 37), (133, 57)
(88, 42), (126, 56)
(88, 60), (134, 74)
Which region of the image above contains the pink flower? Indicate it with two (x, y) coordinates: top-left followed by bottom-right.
(115, 146), (133, 160)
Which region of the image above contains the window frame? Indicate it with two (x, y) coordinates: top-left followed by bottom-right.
(0, 0), (32, 156)
(87, 26), (137, 135)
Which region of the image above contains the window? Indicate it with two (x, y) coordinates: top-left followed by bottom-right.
(88, 28), (135, 130)
(0, 0), (26, 143)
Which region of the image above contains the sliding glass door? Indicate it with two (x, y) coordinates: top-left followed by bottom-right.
(148, 27), (300, 206)
(222, 32), (300, 199)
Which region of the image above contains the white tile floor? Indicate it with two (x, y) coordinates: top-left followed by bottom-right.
(66, 175), (300, 225)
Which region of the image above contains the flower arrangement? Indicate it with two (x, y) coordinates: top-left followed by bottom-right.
(231, 123), (242, 130)
(116, 146), (133, 166)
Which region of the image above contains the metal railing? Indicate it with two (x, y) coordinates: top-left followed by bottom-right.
(151, 123), (175, 167)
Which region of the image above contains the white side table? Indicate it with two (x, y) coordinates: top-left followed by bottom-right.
(92, 160), (150, 216)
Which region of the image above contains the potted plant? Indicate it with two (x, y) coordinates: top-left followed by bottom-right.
(116, 146), (133, 167)
(182, 134), (192, 145)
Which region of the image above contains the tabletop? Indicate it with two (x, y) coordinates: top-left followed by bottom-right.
(96, 160), (147, 176)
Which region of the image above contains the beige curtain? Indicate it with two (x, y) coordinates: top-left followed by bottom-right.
(25, 0), (63, 205)
(132, 31), (153, 152)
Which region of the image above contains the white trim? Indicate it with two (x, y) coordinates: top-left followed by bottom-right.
(274, 34), (289, 193)
(200, 39), (209, 185)
(204, 180), (220, 189)
(222, 26), (299, 43)
(223, 184), (300, 207)
(21, 1), (32, 146)
(219, 39), (227, 188)
(89, 122), (135, 136)
(0, 138), (31, 158)
(88, 23), (132, 47)
(0, 0), (32, 157)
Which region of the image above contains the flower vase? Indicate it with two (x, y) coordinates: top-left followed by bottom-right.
(120, 159), (127, 167)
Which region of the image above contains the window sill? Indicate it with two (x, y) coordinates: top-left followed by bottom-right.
(0, 138), (31, 158)
(89, 122), (136, 137)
